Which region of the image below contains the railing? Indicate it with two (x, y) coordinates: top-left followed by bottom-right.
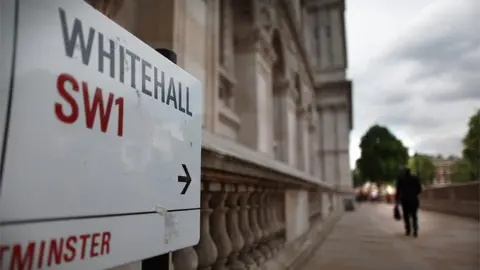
(154, 132), (342, 270)
(420, 181), (480, 220)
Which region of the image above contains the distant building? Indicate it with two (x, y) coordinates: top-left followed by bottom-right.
(431, 157), (458, 185)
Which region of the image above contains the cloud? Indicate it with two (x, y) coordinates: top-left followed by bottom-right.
(416, 135), (464, 156)
(347, 0), (480, 165)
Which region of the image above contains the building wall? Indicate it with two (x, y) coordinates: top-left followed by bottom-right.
(432, 158), (455, 185)
(84, 0), (354, 198)
(85, 0), (352, 268)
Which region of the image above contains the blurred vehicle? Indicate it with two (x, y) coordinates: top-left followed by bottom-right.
(385, 185), (396, 203)
(355, 182), (396, 203)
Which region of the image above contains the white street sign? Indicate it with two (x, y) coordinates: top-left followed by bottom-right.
(0, 0), (202, 269)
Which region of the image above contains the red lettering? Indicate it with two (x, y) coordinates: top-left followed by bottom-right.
(63, 236), (77, 263)
(0, 245), (9, 264)
(101, 232), (111, 255)
(82, 83), (114, 133)
(90, 233), (100, 258)
(47, 238), (64, 266)
(10, 242), (35, 270)
(37, 241), (46, 269)
(54, 73), (125, 137)
(115, 97), (124, 137)
(3, 231), (111, 269)
(78, 234), (90, 260)
(55, 73), (79, 124)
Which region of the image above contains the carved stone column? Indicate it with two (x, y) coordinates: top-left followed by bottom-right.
(195, 189), (218, 270)
(172, 247), (198, 270)
(238, 186), (256, 268)
(225, 186), (246, 270)
(249, 189), (265, 265)
(210, 186), (232, 270)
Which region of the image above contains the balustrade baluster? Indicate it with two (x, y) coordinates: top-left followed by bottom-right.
(195, 189), (218, 270)
(274, 190), (286, 250)
(225, 186), (246, 270)
(249, 189), (265, 265)
(238, 186), (256, 268)
(172, 247), (198, 270)
(210, 186), (232, 270)
(265, 190), (279, 255)
(257, 191), (272, 260)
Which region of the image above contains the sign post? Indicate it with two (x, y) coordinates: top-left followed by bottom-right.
(0, 1), (202, 269)
(140, 48), (179, 270)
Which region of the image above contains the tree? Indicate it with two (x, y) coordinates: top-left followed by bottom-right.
(461, 109), (480, 180)
(356, 125), (409, 184)
(352, 168), (365, 187)
(408, 154), (436, 185)
(451, 158), (472, 183)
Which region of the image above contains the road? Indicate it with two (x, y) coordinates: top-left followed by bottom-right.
(301, 203), (479, 270)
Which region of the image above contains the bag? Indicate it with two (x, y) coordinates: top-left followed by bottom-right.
(393, 205), (402, 221)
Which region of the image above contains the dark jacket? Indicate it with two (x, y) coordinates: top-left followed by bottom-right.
(395, 169), (422, 204)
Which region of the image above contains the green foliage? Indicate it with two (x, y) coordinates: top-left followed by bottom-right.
(408, 154), (436, 185)
(352, 168), (364, 187)
(356, 125), (409, 184)
(449, 109), (480, 182)
(451, 158), (472, 183)
(461, 109), (480, 180)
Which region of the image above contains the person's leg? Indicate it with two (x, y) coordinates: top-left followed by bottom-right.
(412, 202), (419, 237)
(401, 203), (411, 235)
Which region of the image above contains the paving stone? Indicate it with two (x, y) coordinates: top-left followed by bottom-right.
(301, 203), (479, 270)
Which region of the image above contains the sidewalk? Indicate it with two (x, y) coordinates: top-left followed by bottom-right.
(301, 203), (479, 270)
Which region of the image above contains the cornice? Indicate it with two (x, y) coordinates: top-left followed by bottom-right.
(235, 27), (277, 65)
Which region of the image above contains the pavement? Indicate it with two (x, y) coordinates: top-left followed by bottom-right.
(301, 203), (480, 270)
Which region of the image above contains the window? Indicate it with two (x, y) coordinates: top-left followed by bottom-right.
(218, 77), (234, 110)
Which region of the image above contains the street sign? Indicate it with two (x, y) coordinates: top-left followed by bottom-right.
(0, 0), (202, 269)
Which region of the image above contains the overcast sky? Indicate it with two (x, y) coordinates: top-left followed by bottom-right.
(345, 0), (480, 168)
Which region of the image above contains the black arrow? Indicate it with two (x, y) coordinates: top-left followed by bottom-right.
(178, 164), (191, 195)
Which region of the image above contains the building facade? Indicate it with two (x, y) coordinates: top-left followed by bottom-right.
(431, 157), (455, 185)
(86, 0), (353, 269)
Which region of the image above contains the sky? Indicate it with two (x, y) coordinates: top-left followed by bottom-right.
(345, 0), (480, 168)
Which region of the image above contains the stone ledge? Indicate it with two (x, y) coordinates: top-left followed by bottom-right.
(258, 210), (344, 270)
(202, 131), (334, 190)
(421, 200), (480, 220)
(423, 180), (480, 190)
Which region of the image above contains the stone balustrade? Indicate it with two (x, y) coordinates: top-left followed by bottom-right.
(110, 132), (344, 270)
(420, 181), (480, 220)
(168, 132), (337, 270)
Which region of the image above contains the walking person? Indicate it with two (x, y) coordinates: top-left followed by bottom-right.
(395, 168), (422, 237)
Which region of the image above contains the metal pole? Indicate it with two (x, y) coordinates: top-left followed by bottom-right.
(141, 48), (177, 270)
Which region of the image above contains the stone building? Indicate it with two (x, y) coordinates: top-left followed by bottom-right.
(431, 157), (455, 185)
(87, 0), (353, 269)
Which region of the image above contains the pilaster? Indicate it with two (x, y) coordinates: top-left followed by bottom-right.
(234, 27), (277, 155)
